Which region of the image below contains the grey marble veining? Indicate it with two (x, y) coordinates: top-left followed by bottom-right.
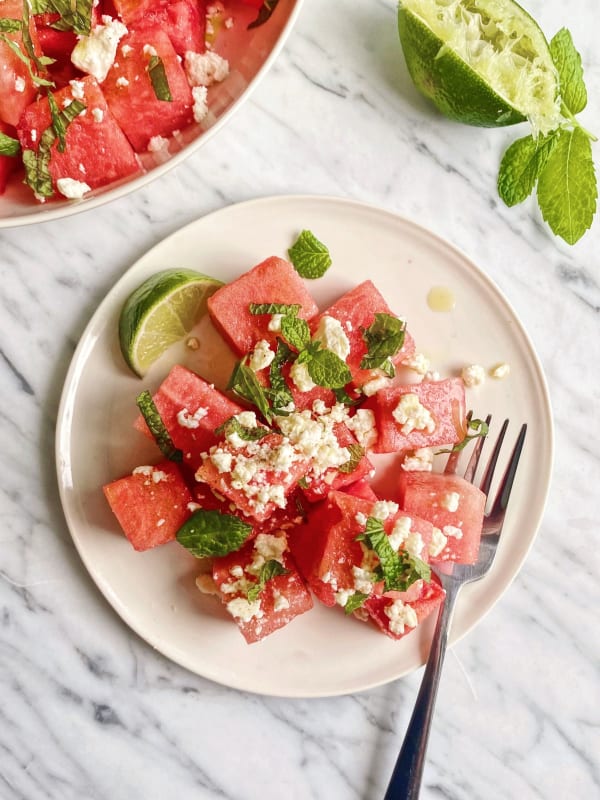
(1, 0), (599, 798)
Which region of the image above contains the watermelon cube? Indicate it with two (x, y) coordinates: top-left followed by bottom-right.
(398, 472), (486, 564)
(103, 460), (193, 551)
(365, 580), (445, 640)
(134, 365), (246, 471)
(102, 27), (194, 152)
(207, 257), (320, 356)
(341, 478), (379, 503)
(195, 432), (311, 523)
(0, 0), (42, 125)
(113, 0), (206, 55)
(366, 377), (466, 454)
(0, 121), (18, 194)
(211, 532), (313, 644)
(17, 76), (140, 196)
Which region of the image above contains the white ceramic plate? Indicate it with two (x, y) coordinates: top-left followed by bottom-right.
(0, 0), (302, 228)
(56, 195), (553, 697)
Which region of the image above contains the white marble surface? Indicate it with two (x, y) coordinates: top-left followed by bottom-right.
(1, 0), (599, 798)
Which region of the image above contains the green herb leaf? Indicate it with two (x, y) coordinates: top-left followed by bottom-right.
(215, 416), (270, 442)
(268, 339), (294, 414)
(249, 302), (301, 317)
(550, 28), (587, 115)
(136, 390), (183, 462)
(357, 517), (431, 592)
(537, 126), (597, 245)
(360, 313), (405, 372)
(344, 591), (369, 615)
(338, 443), (365, 474)
(280, 315), (311, 351)
(248, 0), (280, 30)
(307, 348), (352, 389)
(246, 559), (289, 602)
(498, 133), (559, 207)
(227, 362), (273, 423)
(176, 509), (252, 558)
(20, 0), (55, 76)
(297, 476), (310, 489)
(288, 230), (332, 279)
(148, 55), (172, 102)
(0, 34), (54, 87)
(436, 417), (489, 454)
(0, 18), (21, 32)
(333, 386), (362, 406)
(49, 0), (93, 36)
(0, 131), (20, 157)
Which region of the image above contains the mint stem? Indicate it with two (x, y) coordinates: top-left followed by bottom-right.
(561, 105), (597, 142)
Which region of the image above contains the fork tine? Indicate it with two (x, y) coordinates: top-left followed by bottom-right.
(488, 423), (527, 517)
(463, 413), (492, 484)
(444, 410), (472, 475)
(479, 418), (509, 498)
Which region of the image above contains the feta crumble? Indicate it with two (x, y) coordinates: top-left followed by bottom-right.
(429, 527), (448, 558)
(15, 76), (26, 93)
(226, 597), (263, 622)
(248, 339), (275, 372)
(443, 524), (463, 540)
(401, 448), (434, 472)
(116, 76), (129, 88)
(192, 85), (209, 123)
(176, 406), (208, 429)
(56, 178), (91, 200)
(346, 408), (377, 449)
(71, 18), (128, 83)
(402, 352), (430, 376)
(184, 50), (230, 86)
(147, 135), (170, 154)
(268, 313), (283, 332)
(490, 362), (510, 379)
(273, 590), (290, 612)
(392, 394), (435, 435)
(289, 360), (316, 392)
(312, 315), (351, 361)
(91, 107), (104, 123)
(69, 79), (85, 99)
(371, 500), (399, 521)
(440, 491), (460, 512)
(384, 598), (418, 635)
(361, 375), (391, 397)
(462, 364), (486, 387)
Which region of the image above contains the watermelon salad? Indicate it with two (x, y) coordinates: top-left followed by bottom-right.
(103, 240), (495, 645)
(0, 0), (275, 202)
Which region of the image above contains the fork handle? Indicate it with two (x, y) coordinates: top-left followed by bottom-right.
(383, 583), (460, 800)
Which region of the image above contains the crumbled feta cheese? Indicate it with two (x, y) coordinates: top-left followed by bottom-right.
(156, 518), (165, 527)
(273, 591), (290, 612)
(405, 532), (425, 558)
(392, 394), (435, 435)
(192, 85), (208, 123)
(402, 352), (430, 376)
(334, 588), (355, 608)
(429, 527), (448, 558)
(247, 533), (287, 576)
(230, 565), (244, 578)
(56, 178), (91, 200)
(91, 107), (104, 123)
(440, 491), (460, 512)
(132, 465), (153, 476)
(71, 18), (128, 82)
(226, 597), (263, 622)
(276, 409), (350, 476)
(490, 362), (510, 379)
(210, 448), (233, 473)
(443, 524), (463, 540)
(187, 502), (201, 512)
(121, 44), (133, 56)
(185, 50), (230, 86)
(361, 375), (391, 397)
(346, 408), (377, 449)
(152, 470), (167, 483)
(224, 16), (234, 28)
(388, 516), (412, 551)
(15, 76), (26, 93)
(235, 411), (257, 429)
(116, 76), (129, 87)
(143, 44), (157, 56)
(289, 360), (316, 392)
(147, 135), (170, 153)
(312, 399), (328, 416)
(321, 570), (338, 590)
(177, 406), (208, 429)
(78, 163), (86, 174)
(268, 313), (283, 332)
(195, 574), (219, 595)
(355, 511), (367, 527)
(352, 566), (375, 594)
(384, 598), (418, 635)
(248, 339), (275, 372)
(31, 129), (37, 142)
(424, 370), (441, 382)
(69, 79), (85, 99)
(401, 448), (433, 472)
(371, 500), (399, 521)
(62, 98), (73, 108)
(462, 364), (486, 387)
(312, 315), (351, 361)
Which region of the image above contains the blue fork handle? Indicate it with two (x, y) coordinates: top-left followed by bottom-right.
(383, 583), (459, 800)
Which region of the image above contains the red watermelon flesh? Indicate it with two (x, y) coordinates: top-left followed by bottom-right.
(103, 460), (193, 551)
(365, 377), (466, 454)
(0, 121), (18, 194)
(0, 0), (42, 126)
(365, 580), (445, 640)
(116, 0), (206, 56)
(17, 76), (140, 194)
(212, 532), (313, 644)
(133, 364), (245, 471)
(398, 471), (485, 564)
(311, 281), (416, 389)
(102, 27), (193, 152)
(207, 257), (320, 356)
(341, 478), (378, 503)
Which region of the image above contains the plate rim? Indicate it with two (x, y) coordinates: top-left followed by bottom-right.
(55, 193), (554, 697)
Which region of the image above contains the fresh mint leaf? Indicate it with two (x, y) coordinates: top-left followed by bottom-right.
(338, 443), (365, 474)
(357, 516), (431, 592)
(176, 510), (252, 558)
(215, 416), (270, 441)
(148, 55), (172, 102)
(344, 591), (369, 615)
(248, 0), (280, 30)
(280, 315), (311, 351)
(0, 18), (21, 32)
(333, 386), (362, 406)
(550, 28), (587, 115)
(0, 131), (20, 157)
(20, 0), (55, 75)
(249, 302), (301, 317)
(498, 133), (558, 207)
(360, 313), (405, 372)
(136, 390), (183, 462)
(437, 417), (489, 454)
(227, 362), (273, 422)
(0, 34), (53, 87)
(307, 348), (352, 389)
(49, 0), (93, 36)
(288, 230), (332, 279)
(268, 339), (294, 414)
(246, 559), (289, 602)
(537, 126), (597, 245)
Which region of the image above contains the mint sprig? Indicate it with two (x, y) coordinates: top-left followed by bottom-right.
(227, 362), (273, 423)
(136, 390), (183, 462)
(357, 517), (431, 592)
(246, 560), (289, 602)
(338, 443), (365, 474)
(0, 131), (20, 157)
(344, 592), (369, 615)
(30, 0), (93, 35)
(267, 339), (294, 414)
(148, 55), (172, 103)
(280, 315), (311, 351)
(498, 28), (597, 245)
(0, 18), (21, 33)
(436, 417), (489, 455)
(176, 510), (252, 558)
(249, 302), (301, 317)
(288, 230), (332, 279)
(360, 313), (406, 375)
(215, 416), (270, 442)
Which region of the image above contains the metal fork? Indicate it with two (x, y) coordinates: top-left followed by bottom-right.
(383, 418), (527, 800)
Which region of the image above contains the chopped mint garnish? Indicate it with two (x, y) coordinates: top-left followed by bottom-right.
(227, 361), (273, 423)
(437, 417), (489, 454)
(344, 592), (369, 615)
(248, 0), (280, 30)
(306, 347), (351, 389)
(246, 559), (289, 602)
(21, 0), (55, 76)
(550, 28), (587, 115)
(0, 34), (53, 88)
(498, 133), (558, 207)
(148, 55), (172, 102)
(360, 313), (406, 374)
(0, 131), (20, 157)
(297, 476), (310, 489)
(176, 510), (252, 558)
(249, 302), (301, 317)
(215, 416), (270, 442)
(267, 339), (294, 414)
(136, 390), (183, 462)
(0, 18), (21, 33)
(338, 443), (364, 474)
(280, 315), (311, 351)
(333, 386), (362, 406)
(288, 230), (332, 279)
(357, 517), (431, 592)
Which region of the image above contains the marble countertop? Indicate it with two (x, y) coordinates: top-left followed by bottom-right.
(1, 0), (598, 798)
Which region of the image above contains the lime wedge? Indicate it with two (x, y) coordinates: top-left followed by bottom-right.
(398, 0), (561, 135)
(119, 269), (223, 377)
